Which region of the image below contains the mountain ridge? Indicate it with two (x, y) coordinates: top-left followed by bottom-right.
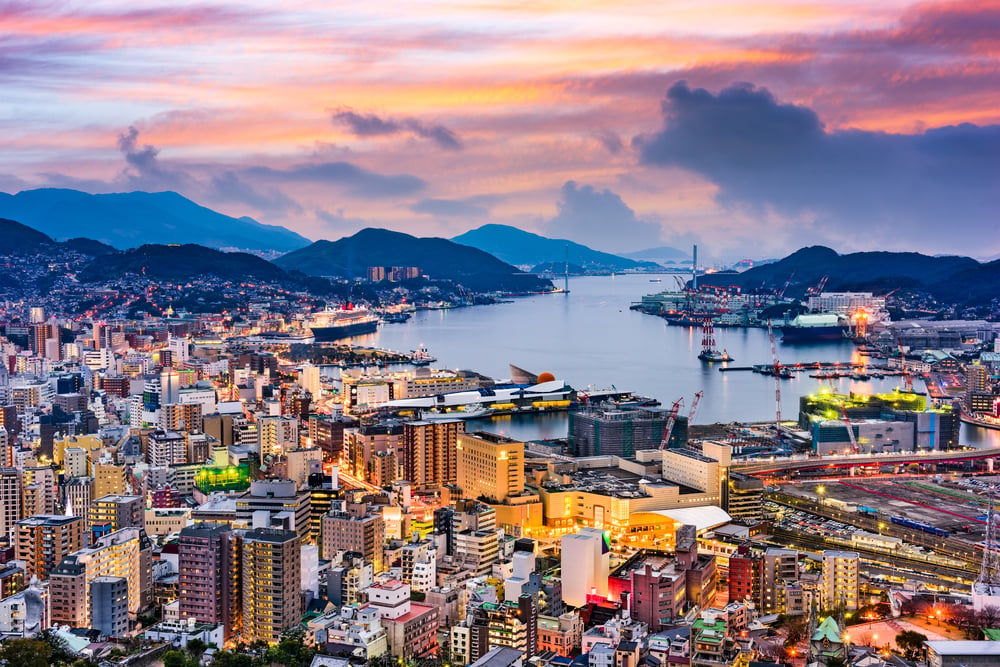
(276, 228), (553, 292)
(451, 224), (657, 271)
(0, 188), (310, 252)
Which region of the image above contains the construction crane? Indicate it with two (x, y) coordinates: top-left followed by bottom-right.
(659, 398), (684, 450)
(840, 406), (861, 454)
(688, 391), (704, 423)
(767, 319), (783, 442)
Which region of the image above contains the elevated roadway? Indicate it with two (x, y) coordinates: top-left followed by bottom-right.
(733, 447), (1000, 475)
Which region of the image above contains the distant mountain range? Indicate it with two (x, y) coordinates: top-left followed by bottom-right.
(0, 188), (310, 252)
(698, 245), (1000, 306)
(276, 228), (553, 292)
(620, 245), (690, 263)
(452, 224), (658, 272)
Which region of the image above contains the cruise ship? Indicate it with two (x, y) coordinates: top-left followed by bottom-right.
(306, 305), (379, 342)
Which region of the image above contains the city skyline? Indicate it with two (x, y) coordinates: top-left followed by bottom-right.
(2, 0), (999, 258)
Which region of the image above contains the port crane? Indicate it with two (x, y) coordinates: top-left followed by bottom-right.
(767, 319), (783, 442)
(805, 275), (829, 298)
(775, 271), (795, 300)
(659, 398), (684, 450)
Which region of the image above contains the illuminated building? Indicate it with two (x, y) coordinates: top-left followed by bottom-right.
(93, 461), (127, 498)
(0, 468), (20, 540)
(762, 548), (798, 614)
(368, 579), (439, 659)
(144, 507), (191, 536)
(465, 595), (539, 661)
(344, 422), (403, 480)
(241, 528), (301, 645)
(193, 462), (252, 494)
(258, 415), (298, 458)
(15, 515), (84, 579)
(178, 523), (241, 640)
(455, 529), (499, 577)
(456, 431), (524, 503)
(148, 430), (187, 466)
(537, 612), (583, 657)
(400, 420), (463, 490)
(727, 545), (762, 607)
(88, 494), (144, 533)
(236, 479), (311, 541)
(820, 550), (859, 611)
(321, 503), (385, 571)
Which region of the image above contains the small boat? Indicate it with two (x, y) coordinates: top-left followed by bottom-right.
(697, 319), (733, 362)
(649, 278), (662, 283)
(410, 345), (436, 366)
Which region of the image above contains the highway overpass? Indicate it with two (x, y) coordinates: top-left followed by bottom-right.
(732, 447), (1000, 475)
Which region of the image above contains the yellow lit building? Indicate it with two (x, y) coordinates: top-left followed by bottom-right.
(456, 432), (524, 503)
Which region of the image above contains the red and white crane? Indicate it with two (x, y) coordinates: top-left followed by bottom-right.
(688, 391), (703, 424)
(659, 398), (685, 450)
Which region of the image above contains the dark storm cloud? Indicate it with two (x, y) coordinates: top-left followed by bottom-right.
(246, 162), (425, 198)
(209, 170), (301, 214)
(333, 108), (463, 150)
(542, 181), (662, 254)
(636, 81), (1000, 241)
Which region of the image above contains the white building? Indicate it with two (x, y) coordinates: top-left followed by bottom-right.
(560, 527), (610, 608)
(821, 550), (859, 611)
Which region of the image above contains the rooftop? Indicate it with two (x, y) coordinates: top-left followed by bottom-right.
(925, 640), (1000, 655)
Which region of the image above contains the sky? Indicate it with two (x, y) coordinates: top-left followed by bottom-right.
(1, 0), (999, 258)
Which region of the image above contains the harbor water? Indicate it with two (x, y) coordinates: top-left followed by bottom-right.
(336, 273), (999, 447)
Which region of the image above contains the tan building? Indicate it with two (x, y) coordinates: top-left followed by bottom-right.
(242, 528), (302, 644)
(321, 503), (384, 572)
(821, 550), (859, 611)
(89, 494), (144, 532)
(456, 431), (524, 503)
(144, 508), (192, 537)
(15, 515), (84, 579)
(93, 461), (127, 498)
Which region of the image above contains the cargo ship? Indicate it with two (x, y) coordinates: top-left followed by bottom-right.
(306, 305), (379, 342)
(780, 313), (849, 342)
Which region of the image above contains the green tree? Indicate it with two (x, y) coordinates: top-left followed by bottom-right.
(895, 630), (928, 660)
(0, 638), (51, 667)
(186, 638), (208, 657)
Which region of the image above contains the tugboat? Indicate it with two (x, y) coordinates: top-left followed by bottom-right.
(697, 319), (733, 362)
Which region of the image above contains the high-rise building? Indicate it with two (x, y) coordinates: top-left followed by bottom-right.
(236, 479), (311, 540)
(821, 550), (859, 611)
(15, 515), (85, 579)
(90, 576), (129, 638)
(88, 495), (144, 533)
(148, 430), (187, 466)
(456, 431), (524, 503)
(64, 477), (94, 522)
(0, 468), (20, 540)
(299, 363), (321, 399)
(455, 529), (500, 577)
(241, 528), (302, 645)
(466, 595), (539, 662)
(400, 420), (463, 490)
(178, 523), (241, 639)
(21, 466), (57, 515)
(49, 527), (152, 625)
(560, 527), (610, 608)
(321, 503), (385, 571)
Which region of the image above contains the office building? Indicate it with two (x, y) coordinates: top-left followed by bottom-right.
(242, 528), (302, 644)
(821, 550), (859, 611)
(90, 576), (129, 637)
(456, 431), (524, 503)
(15, 515), (85, 579)
(258, 415), (298, 459)
(400, 420), (463, 490)
(570, 407), (685, 455)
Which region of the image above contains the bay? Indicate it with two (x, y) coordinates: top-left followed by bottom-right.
(339, 273), (999, 448)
